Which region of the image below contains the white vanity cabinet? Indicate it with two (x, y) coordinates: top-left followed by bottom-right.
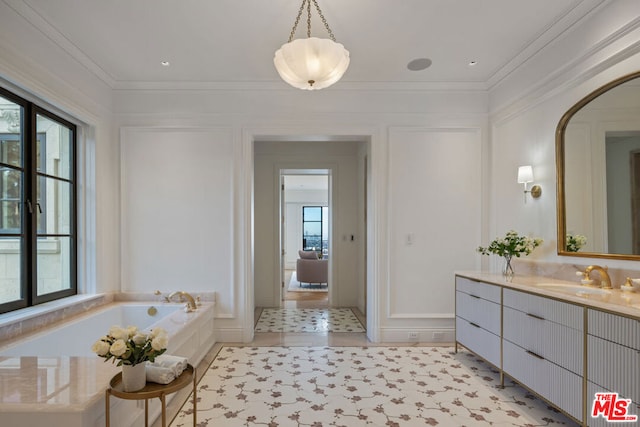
(587, 309), (640, 427)
(454, 273), (640, 426)
(455, 276), (501, 367)
(501, 289), (584, 421)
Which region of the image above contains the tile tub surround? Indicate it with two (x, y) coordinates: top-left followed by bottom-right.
(0, 301), (216, 427)
(0, 294), (112, 342)
(0, 291), (216, 345)
(170, 346), (576, 427)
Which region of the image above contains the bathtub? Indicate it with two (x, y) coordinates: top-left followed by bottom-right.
(0, 301), (215, 427)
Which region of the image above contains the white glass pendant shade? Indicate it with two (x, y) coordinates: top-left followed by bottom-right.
(274, 37), (350, 90)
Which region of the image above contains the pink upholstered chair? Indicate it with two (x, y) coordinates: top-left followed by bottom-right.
(296, 250), (328, 287)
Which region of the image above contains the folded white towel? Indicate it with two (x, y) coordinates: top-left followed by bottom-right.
(150, 354), (188, 377)
(146, 365), (176, 384)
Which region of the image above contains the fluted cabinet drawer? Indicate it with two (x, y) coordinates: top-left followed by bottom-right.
(503, 306), (583, 374)
(588, 334), (640, 404)
(503, 340), (583, 421)
(587, 382), (640, 427)
(456, 317), (501, 367)
(588, 309), (640, 350)
(503, 288), (583, 330)
(456, 291), (501, 335)
(456, 276), (501, 303)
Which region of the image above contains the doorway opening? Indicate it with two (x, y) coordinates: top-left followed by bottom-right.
(251, 137), (371, 341)
(281, 170), (330, 305)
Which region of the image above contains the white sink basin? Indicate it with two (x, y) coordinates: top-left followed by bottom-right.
(535, 283), (611, 296)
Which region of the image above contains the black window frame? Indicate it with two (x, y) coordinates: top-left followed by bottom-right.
(0, 86), (77, 314)
(302, 205), (327, 254)
(0, 132), (47, 234)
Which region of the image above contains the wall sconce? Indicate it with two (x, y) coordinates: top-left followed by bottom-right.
(517, 165), (542, 203)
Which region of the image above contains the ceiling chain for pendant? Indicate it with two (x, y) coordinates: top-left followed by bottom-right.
(287, 0), (337, 43)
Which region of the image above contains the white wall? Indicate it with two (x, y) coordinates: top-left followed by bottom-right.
(383, 127), (483, 341)
(489, 0), (640, 271)
(5, 0), (638, 343)
(0, 1), (116, 297)
(120, 128), (234, 307)
(254, 141), (362, 308)
(113, 87), (487, 341)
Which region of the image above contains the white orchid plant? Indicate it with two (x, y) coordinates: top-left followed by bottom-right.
(91, 325), (168, 366)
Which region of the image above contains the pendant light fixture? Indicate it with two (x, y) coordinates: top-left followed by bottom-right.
(274, 0), (350, 90)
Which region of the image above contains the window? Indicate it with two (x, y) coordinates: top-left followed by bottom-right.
(302, 206), (328, 256)
(0, 87), (76, 314)
(0, 133), (47, 233)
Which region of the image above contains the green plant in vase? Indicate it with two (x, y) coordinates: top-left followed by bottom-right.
(477, 230), (542, 278)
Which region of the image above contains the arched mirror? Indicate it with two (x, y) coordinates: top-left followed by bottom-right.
(557, 70), (640, 259)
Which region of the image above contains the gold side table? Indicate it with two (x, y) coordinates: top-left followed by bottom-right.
(105, 364), (196, 427)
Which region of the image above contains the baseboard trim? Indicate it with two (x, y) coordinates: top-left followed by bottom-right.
(378, 327), (455, 344)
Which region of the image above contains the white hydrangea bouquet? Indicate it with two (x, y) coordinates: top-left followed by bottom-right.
(91, 325), (168, 366)
(477, 230), (542, 258)
(477, 230), (542, 277)
(566, 233), (586, 252)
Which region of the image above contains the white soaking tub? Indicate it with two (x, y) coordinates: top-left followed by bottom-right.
(0, 301), (215, 427)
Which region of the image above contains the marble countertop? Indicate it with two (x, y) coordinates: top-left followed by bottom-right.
(0, 301), (215, 411)
(456, 271), (640, 320)
(0, 356), (120, 410)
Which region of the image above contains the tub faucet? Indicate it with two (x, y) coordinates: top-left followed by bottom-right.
(583, 265), (612, 289)
(167, 291), (198, 312)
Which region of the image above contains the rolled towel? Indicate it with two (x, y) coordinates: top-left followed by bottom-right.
(151, 354), (188, 377)
(146, 365), (176, 385)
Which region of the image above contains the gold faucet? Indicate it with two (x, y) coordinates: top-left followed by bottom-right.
(584, 265), (612, 289)
(167, 291), (198, 312)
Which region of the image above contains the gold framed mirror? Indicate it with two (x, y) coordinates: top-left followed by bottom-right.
(556, 70), (640, 259)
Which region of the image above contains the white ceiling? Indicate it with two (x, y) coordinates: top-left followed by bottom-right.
(285, 175), (328, 191)
(7, 0), (606, 90)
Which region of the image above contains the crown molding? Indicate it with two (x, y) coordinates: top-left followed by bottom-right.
(3, 0), (117, 88)
(487, 0), (608, 90)
(490, 15), (640, 124)
(111, 80), (489, 93)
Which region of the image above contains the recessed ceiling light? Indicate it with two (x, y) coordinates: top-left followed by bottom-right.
(407, 58), (432, 71)
(161, 61), (170, 67)
(468, 61), (478, 66)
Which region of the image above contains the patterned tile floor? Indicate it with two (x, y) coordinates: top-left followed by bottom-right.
(255, 308), (366, 333)
(170, 346), (578, 427)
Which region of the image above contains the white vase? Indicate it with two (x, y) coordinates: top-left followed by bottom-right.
(121, 363), (147, 392)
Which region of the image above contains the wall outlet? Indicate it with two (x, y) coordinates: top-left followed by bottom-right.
(432, 332), (444, 341)
(408, 332), (419, 341)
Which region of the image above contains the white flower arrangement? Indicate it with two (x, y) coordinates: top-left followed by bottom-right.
(566, 233), (587, 252)
(477, 230), (543, 258)
(91, 325), (168, 366)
